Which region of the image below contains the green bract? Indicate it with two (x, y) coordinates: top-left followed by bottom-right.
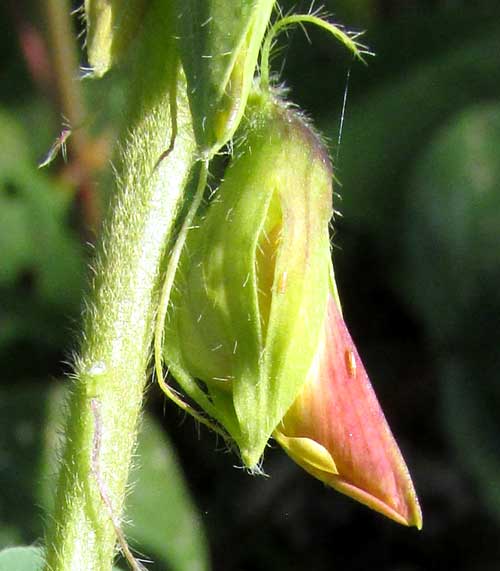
(175, 0), (275, 154)
(164, 90), (333, 467)
(84, 0), (149, 76)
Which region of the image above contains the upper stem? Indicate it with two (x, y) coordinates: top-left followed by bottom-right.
(43, 2), (196, 570)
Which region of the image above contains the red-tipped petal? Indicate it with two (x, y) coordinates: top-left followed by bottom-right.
(275, 295), (422, 528)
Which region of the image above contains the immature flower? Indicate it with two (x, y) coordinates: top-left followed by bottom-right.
(164, 89), (421, 526)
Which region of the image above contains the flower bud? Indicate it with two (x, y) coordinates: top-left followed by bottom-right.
(164, 91), (332, 467)
(165, 89), (421, 528)
(275, 292), (422, 528)
(175, 0), (275, 153)
(84, 0), (149, 76)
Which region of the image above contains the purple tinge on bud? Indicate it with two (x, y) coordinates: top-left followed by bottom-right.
(275, 293), (422, 528)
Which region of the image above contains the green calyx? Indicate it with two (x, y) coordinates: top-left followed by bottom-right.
(164, 90), (334, 467)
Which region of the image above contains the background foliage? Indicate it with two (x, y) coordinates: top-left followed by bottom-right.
(1, 0), (500, 569)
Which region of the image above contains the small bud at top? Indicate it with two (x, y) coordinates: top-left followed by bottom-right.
(175, 0), (275, 154)
(84, 0), (148, 77)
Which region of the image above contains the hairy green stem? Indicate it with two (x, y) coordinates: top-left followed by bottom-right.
(43, 2), (196, 570)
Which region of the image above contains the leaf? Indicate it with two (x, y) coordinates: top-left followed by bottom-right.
(401, 102), (500, 341)
(0, 527), (23, 549)
(442, 358), (500, 523)
(124, 415), (210, 571)
(0, 387), (50, 546)
(325, 28), (500, 262)
(0, 107), (84, 296)
(0, 108), (85, 354)
(0, 546), (44, 571)
(0, 546), (125, 571)
(0, 169), (84, 308)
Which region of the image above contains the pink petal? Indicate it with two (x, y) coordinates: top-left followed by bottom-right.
(276, 295), (422, 528)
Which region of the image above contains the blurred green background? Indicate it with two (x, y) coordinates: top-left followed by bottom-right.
(1, 0), (500, 569)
